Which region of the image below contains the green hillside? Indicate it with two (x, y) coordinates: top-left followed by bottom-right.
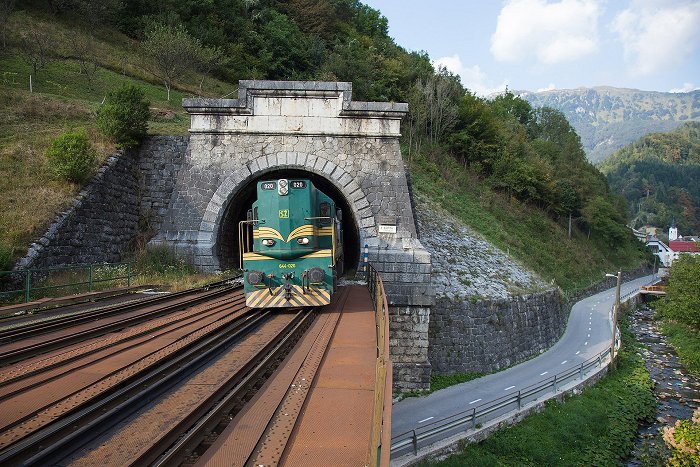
(0, 1), (647, 290)
(600, 122), (700, 234)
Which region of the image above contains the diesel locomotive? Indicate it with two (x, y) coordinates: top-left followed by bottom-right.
(239, 178), (343, 308)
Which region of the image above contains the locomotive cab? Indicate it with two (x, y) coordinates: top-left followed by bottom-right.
(239, 179), (343, 308)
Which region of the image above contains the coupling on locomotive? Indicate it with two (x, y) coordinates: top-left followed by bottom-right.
(239, 178), (343, 308)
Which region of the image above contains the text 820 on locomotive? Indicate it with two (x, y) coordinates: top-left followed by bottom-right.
(239, 179), (343, 308)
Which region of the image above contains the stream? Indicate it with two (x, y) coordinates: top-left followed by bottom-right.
(626, 303), (700, 466)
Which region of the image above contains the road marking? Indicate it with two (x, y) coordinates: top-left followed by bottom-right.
(585, 341), (588, 345)
(418, 417), (434, 423)
(576, 351), (580, 355)
(504, 386), (515, 391)
(587, 334), (590, 338)
(561, 360), (568, 364)
(540, 371), (548, 376)
(588, 327), (591, 331)
(469, 398), (482, 404)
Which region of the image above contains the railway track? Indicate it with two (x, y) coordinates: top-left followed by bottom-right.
(0, 292), (277, 464)
(0, 280), (238, 365)
(0, 284), (383, 466)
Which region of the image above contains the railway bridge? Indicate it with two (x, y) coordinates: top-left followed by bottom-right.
(152, 80), (433, 390)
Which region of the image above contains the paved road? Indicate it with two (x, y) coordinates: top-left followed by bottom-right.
(391, 274), (657, 445)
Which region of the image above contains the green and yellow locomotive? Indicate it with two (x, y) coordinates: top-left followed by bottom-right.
(239, 178), (343, 308)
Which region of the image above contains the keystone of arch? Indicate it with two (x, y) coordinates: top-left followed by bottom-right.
(198, 152), (376, 249)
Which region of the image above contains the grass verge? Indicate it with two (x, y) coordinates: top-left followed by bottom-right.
(419, 314), (655, 466)
(397, 372), (485, 400)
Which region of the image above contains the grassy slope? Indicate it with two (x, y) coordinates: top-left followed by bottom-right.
(408, 153), (648, 292)
(0, 9), (234, 265)
(421, 315), (655, 466)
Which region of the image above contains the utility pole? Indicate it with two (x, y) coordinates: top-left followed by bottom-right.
(606, 272), (622, 369)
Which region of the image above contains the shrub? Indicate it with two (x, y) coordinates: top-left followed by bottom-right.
(97, 85), (150, 148)
(0, 242), (13, 271)
(45, 129), (97, 182)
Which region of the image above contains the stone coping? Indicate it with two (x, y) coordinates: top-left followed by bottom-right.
(182, 80), (408, 117)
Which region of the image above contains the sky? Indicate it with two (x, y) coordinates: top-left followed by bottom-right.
(363, 0), (700, 96)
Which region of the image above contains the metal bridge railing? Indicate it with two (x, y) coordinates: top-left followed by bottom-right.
(367, 262), (392, 467)
(390, 347), (612, 457)
(0, 262), (132, 304)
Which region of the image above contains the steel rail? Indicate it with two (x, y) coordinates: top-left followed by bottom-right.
(0, 306), (269, 466)
(0, 293), (248, 399)
(145, 308), (316, 467)
(0, 277), (237, 343)
(0, 284), (241, 366)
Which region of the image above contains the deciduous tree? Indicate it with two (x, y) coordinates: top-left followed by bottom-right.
(141, 22), (200, 101)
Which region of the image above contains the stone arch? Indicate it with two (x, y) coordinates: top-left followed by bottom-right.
(198, 152), (376, 270)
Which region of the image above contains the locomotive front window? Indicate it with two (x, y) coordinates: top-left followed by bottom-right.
(319, 202), (331, 225)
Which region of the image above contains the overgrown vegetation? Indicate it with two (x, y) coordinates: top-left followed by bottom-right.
(422, 315), (655, 466)
(129, 244), (238, 291)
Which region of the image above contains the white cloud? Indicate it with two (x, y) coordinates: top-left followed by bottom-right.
(669, 82), (699, 93)
(432, 55), (509, 96)
(537, 83), (557, 92)
(490, 0), (601, 64)
(611, 1), (700, 76)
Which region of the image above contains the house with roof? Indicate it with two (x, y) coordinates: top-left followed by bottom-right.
(649, 219), (700, 266)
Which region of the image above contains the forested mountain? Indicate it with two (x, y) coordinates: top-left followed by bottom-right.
(0, 0), (647, 286)
(600, 122), (700, 234)
(521, 87), (700, 163)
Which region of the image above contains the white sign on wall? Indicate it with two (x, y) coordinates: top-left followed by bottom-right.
(378, 224), (397, 234)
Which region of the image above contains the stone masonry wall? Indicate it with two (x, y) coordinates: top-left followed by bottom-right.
(428, 290), (566, 374)
(13, 136), (188, 272)
(137, 136), (188, 237)
(15, 151), (140, 270)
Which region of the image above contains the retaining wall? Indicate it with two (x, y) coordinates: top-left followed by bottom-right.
(428, 289), (566, 374)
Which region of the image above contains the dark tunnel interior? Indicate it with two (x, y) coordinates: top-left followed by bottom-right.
(217, 169), (360, 275)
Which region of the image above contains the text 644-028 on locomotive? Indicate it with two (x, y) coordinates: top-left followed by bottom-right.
(239, 179), (343, 308)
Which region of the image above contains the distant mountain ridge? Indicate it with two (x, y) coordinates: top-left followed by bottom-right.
(519, 87), (700, 163)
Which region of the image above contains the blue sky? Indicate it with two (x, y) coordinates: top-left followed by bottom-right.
(363, 0), (700, 95)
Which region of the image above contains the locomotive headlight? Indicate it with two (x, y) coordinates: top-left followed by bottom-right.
(246, 270), (264, 285)
(261, 239), (276, 246)
(278, 179), (288, 196)
(296, 237), (310, 245)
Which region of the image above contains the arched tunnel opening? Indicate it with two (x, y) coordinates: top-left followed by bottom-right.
(217, 169), (361, 277)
